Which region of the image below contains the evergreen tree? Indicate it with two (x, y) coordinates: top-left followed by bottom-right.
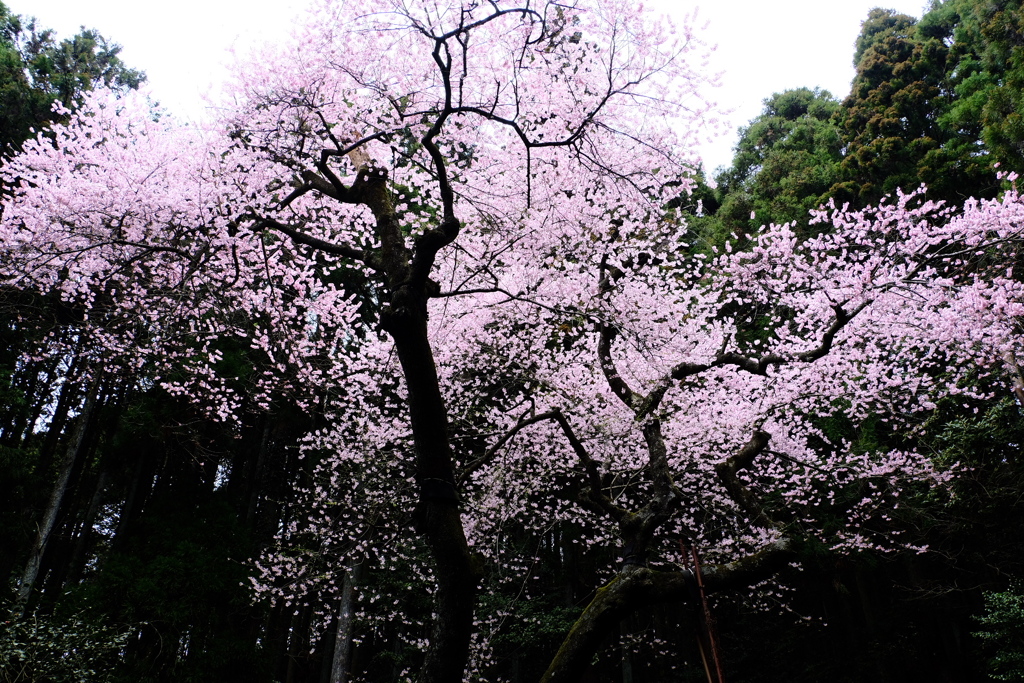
(714, 87), (843, 238)
(833, 9), (948, 203)
(833, 6), (999, 205)
(0, 1), (144, 156)
(936, 0), (1024, 177)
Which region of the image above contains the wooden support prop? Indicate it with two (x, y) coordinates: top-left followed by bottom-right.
(680, 540), (726, 683)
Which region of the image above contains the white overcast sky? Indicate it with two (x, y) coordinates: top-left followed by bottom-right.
(10, 0), (931, 173)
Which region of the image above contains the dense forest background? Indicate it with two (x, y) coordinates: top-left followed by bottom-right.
(1, 1), (1023, 681)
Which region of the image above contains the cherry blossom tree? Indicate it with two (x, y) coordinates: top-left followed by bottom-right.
(2, 0), (1023, 681)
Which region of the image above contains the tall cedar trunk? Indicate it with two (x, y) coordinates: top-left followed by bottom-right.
(34, 355), (80, 473)
(22, 355), (70, 444)
(39, 386), (109, 606)
(4, 358), (42, 445)
(620, 615), (634, 683)
(111, 447), (154, 551)
(268, 598), (291, 683)
(245, 420), (272, 525)
(13, 377), (98, 617)
(286, 601), (314, 683)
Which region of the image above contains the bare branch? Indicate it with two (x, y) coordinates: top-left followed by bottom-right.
(319, 130), (394, 166)
(457, 407), (627, 522)
(458, 411), (561, 485)
(658, 299), (874, 399)
(549, 409), (625, 520)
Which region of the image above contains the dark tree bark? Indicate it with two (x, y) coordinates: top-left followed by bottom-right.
(111, 445), (156, 552)
(65, 468), (110, 585)
(263, 121), (478, 679)
(32, 353), (80, 472)
(13, 376), (99, 617)
(364, 165), (479, 683)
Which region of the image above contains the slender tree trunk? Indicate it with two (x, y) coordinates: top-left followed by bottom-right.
(268, 598), (290, 683)
(13, 377), (98, 617)
(245, 420), (271, 525)
(5, 359), (43, 445)
(65, 469), (110, 585)
(329, 564), (360, 683)
(33, 356), (80, 472)
(286, 601), (314, 683)
(24, 354), (72, 440)
(111, 448), (153, 551)
(620, 616), (634, 683)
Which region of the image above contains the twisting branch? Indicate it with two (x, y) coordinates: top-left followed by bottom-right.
(700, 537), (797, 591)
(378, 31), (466, 292)
(320, 130), (394, 166)
(410, 217), (461, 290)
(424, 40), (458, 225)
(396, 2), (652, 210)
(711, 300), (871, 377)
(316, 156), (349, 199)
(277, 182), (314, 209)
(714, 431), (776, 529)
(610, 417), (684, 567)
(597, 254), (639, 410)
(429, 6), (546, 43)
(549, 409), (628, 521)
(631, 298), (877, 419)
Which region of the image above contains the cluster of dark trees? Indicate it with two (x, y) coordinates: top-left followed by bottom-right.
(688, 0), (1024, 248)
(1, 1), (1023, 682)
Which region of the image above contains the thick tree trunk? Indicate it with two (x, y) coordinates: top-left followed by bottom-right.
(13, 379), (98, 617)
(356, 162), (477, 683)
(540, 567), (691, 683)
(388, 318), (479, 683)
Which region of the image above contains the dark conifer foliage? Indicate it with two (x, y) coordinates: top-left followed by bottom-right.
(0, 1), (143, 157)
